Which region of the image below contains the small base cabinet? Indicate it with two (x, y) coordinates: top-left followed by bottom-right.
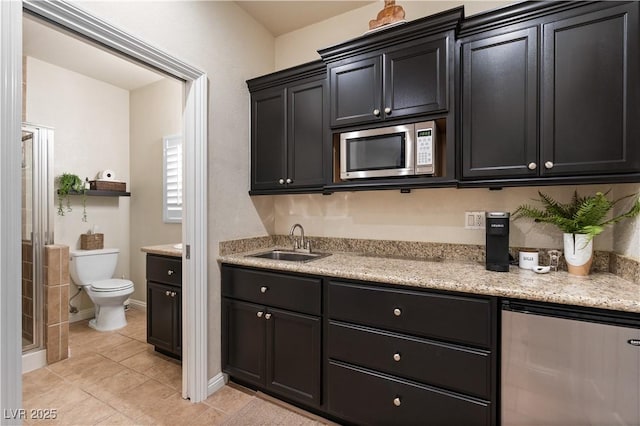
(146, 254), (182, 360)
(221, 265), (322, 408)
(325, 280), (497, 425)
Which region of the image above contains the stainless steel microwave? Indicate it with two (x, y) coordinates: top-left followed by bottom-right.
(339, 121), (437, 180)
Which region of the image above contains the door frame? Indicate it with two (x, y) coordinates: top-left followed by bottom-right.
(1, 0), (209, 412)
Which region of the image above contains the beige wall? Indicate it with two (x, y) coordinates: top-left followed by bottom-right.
(129, 78), (183, 303)
(73, 0), (276, 378)
(274, 0), (513, 70)
(26, 56), (131, 313)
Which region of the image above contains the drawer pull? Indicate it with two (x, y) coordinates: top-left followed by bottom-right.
(265, 313), (272, 320)
(260, 286), (268, 293)
(393, 397), (402, 407)
(393, 308), (402, 317)
(257, 311), (264, 318)
(393, 352), (401, 362)
(165, 290), (171, 296)
(171, 291), (176, 297)
(167, 269), (174, 276)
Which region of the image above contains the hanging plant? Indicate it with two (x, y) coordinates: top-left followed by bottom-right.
(56, 173), (88, 221)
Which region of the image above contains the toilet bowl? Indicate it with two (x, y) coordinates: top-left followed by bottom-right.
(69, 248), (134, 331)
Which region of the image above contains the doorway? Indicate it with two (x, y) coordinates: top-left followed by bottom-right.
(0, 0), (208, 412)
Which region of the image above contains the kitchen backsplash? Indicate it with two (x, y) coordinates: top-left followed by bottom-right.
(219, 235), (639, 283)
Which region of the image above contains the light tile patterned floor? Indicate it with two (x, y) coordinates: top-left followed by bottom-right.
(22, 308), (329, 425)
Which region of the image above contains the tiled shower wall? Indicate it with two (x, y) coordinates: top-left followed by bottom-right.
(44, 245), (70, 364)
(22, 241), (33, 344)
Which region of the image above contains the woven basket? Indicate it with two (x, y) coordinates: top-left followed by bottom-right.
(89, 180), (126, 192)
(80, 233), (104, 250)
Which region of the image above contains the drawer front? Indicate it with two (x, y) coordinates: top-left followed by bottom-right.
(328, 321), (491, 399)
(147, 255), (182, 286)
(222, 266), (321, 315)
(328, 361), (491, 426)
(328, 280), (492, 348)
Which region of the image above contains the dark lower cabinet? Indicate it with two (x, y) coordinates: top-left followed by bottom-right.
(146, 254), (182, 360)
(328, 361), (491, 426)
(221, 266), (322, 408)
(326, 279), (496, 425)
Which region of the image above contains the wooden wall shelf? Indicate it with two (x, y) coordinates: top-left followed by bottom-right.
(60, 189), (131, 197)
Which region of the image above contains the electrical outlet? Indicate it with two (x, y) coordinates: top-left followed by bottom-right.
(464, 211), (486, 230)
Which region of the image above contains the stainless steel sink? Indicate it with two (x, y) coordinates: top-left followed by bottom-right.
(248, 250), (330, 262)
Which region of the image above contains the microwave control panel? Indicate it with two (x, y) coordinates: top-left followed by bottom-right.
(415, 122), (435, 174)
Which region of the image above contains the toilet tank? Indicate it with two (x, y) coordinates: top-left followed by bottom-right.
(69, 248), (119, 285)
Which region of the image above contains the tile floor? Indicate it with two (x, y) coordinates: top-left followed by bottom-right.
(22, 308), (330, 425)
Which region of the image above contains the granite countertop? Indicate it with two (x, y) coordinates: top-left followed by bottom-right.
(219, 247), (640, 314)
(141, 243), (182, 258)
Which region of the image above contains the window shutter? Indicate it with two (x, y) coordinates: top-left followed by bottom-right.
(163, 135), (182, 223)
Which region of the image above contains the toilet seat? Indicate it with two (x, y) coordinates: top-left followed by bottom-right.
(90, 278), (133, 292)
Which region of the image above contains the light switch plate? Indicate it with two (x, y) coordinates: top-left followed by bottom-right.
(464, 211), (485, 229)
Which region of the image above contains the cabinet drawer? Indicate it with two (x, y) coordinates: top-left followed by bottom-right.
(328, 321), (491, 399)
(328, 361), (491, 426)
(222, 266), (321, 315)
(328, 281), (492, 348)
(146, 255), (182, 286)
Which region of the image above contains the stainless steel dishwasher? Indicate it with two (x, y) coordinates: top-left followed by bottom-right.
(501, 300), (640, 425)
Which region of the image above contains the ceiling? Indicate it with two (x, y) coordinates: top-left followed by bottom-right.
(22, 2), (375, 90)
(236, 1), (375, 36)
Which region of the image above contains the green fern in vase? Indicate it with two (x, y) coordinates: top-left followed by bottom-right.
(512, 190), (640, 242)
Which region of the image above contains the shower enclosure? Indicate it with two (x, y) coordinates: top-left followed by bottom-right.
(21, 123), (54, 353)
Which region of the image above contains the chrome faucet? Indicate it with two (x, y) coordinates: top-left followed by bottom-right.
(289, 223), (311, 253)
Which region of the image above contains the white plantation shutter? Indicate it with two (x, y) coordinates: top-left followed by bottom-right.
(163, 135), (182, 223)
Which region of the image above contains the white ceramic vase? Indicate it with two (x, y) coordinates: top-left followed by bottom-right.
(563, 233), (593, 276)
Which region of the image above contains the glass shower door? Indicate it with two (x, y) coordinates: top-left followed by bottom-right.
(21, 124), (53, 353)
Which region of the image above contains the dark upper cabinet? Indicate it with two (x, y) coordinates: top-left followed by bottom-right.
(329, 38), (448, 127)
(248, 61), (327, 194)
(461, 27), (538, 179)
(460, 1), (640, 184)
(251, 88), (286, 189)
(541, 3), (640, 176)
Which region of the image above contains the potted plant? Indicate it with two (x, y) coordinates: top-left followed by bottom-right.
(513, 190), (640, 276)
(56, 173), (88, 221)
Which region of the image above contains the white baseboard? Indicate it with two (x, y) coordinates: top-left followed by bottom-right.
(127, 298), (146, 311)
(207, 372), (227, 396)
(69, 307), (95, 323)
(22, 349), (47, 373)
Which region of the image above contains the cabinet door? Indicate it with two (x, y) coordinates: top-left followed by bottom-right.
(222, 299), (266, 387)
(147, 281), (179, 355)
(287, 79), (326, 188)
(266, 307), (321, 407)
(172, 287), (182, 356)
(251, 87), (286, 190)
(541, 3), (640, 176)
(461, 27), (538, 179)
(330, 57), (382, 127)
(383, 38), (448, 119)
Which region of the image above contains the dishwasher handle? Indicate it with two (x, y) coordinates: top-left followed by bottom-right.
(501, 299), (640, 329)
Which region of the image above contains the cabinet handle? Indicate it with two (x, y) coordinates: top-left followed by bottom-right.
(393, 352), (401, 362)
(165, 290), (171, 296)
(384, 107), (391, 114)
(171, 291), (176, 297)
(393, 397), (402, 407)
(260, 286), (268, 293)
(373, 108), (380, 117)
(544, 161), (554, 169)
(527, 162), (537, 170)
(265, 313), (272, 320)
(167, 269), (174, 276)
(286, 178), (292, 184)
(393, 308), (402, 317)
(257, 311), (264, 318)
(278, 178), (285, 184)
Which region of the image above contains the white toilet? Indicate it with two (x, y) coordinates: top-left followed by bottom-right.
(69, 248), (134, 331)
